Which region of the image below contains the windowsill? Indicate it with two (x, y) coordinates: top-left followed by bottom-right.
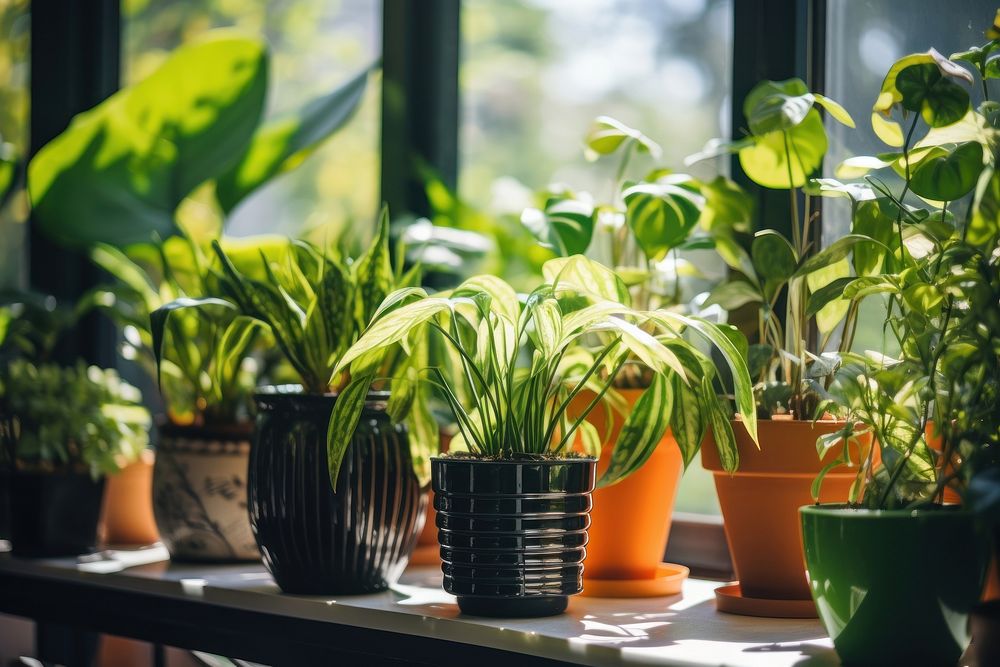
(0, 546), (836, 666)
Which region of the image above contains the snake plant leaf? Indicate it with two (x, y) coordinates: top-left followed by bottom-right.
(622, 182), (703, 261)
(327, 373), (374, 489)
(542, 255), (630, 304)
(521, 197), (595, 257)
(739, 109), (827, 189)
(29, 33), (268, 248)
(908, 141), (984, 202)
(584, 116), (662, 159)
(353, 206), (394, 330)
(598, 373), (672, 488)
(215, 63), (374, 213)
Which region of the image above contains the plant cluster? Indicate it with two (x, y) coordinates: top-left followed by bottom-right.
(328, 254), (758, 489)
(0, 359), (150, 477)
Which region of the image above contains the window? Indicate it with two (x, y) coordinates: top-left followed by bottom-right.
(822, 0), (996, 354)
(0, 0), (28, 291)
(122, 0), (381, 238)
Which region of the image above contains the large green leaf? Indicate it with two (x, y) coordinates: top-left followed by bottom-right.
(521, 197), (595, 257)
(29, 33), (268, 248)
(542, 255), (630, 304)
(216, 63), (373, 213)
(751, 230), (797, 283)
(584, 116), (661, 158)
(908, 141), (984, 201)
(622, 182), (702, 260)
(969, 166), (1000, 246)
(794, 234), (887, 277)
(327, 373), (374, 491)
(895, 63), (971, 128)
(739, 109), (827, 189)
(744, 78), (814, 135)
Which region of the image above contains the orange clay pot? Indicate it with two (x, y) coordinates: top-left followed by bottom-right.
(702, 419), (868, 601)
(570, 389), (685, 596)
(99, 449), (160, 546)
(408, 431), (451, 566)
(924, 421), (961, 505)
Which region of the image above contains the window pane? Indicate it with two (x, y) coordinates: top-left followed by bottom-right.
(122, 0), (381, 238)
(460, 0), (733, 515)
(0, 0), (29, 291)
(823, 0), (995, 353)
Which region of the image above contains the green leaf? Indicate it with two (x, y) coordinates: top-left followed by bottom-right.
(794, 234), (886, 277)
(751, 230), (797, 282)
(806, 177), (876, 202)
(704, 280), (762, 310)
(598, 374), (672, 487)
(813, 93), (856, 128)
(150, 297), (238, 390)
(213, 315), (263, 388)
(327, 374), (374, 491)
(584, 116), (661, 158)
(834, 155), (896, 179)
(216, 63), (373, 212)
(28, 32), (268, 248)
(706, 389), (739, 473)
(739, 109), (827, 189)
(969, 166), (1000, 246)
(806, 276), (854, 317)
(353, 206), (394, 329)
(623, 182), (703, 260)
(806, 258), (851, 335)
(670, 373), (707, 468)
(895, 62), (971, 128)
(851, 199), (896, 276)
(743, 78), (814, 135)
(908, 141), (984, 201)
(521, 197), (595, 257)
(699, 176), (754, 232)
(542, 255), (630, 304)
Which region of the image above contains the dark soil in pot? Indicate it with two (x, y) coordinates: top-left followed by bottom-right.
(250, 386), (427, 594)
(432, 455), (597, 618)
(10, 470), (105, 557)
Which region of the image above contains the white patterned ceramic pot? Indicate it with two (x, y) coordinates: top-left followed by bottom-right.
(153, 423), (259, 561)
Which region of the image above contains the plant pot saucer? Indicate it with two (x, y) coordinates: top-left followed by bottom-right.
(714, 583), (817, 618)
(581, 563), (689, 598)
(407, 543), (440, 566)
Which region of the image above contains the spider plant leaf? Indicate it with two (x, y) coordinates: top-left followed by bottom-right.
(327, 373), (374, 490)
(598, 373), (672, 488)
(213, 315), (263, 389)
(454, 274), (520, 324)
(576, 419), (602, 458)
(542, 255), (630, 304)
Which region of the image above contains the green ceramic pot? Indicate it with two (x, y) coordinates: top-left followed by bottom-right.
(800, 504), (989, 666)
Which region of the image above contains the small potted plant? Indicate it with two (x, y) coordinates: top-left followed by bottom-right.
(328, 254), (755, 616)
(800, 31), (1000, 664)
(0, 300), (149, 556)
(154, 208), (433, 594)
(685, 78), (883, 616)
(521, 117), (757, 597)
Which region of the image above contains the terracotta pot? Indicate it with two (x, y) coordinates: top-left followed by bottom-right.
(153, 422), (258, 561)
(924, 421), (961, 505)
(702, 419), (864, 601)
(99, 449), (160, 545)
(571, 389), (685, 596)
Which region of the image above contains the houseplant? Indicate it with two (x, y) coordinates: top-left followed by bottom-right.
(522, 116), (757, 596)
(153, 208), (433, 594)
(687, 79), (885, 616)
(0, 299), (150, 556)
(328, 254), (756, 617)
(798, 35), (1000, 663)
(28, 30), (373, 557)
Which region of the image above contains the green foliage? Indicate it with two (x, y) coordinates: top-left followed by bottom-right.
(327, 254), (758, 490)
(27, 29), (372, 248)
(0, 360), (150, 477)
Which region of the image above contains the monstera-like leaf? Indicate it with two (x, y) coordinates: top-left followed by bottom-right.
(29, 32), (269, 248)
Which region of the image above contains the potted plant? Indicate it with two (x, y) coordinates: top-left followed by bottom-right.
(685, 79), (884, 616)
(0, 300), (150, 557)
(521, 116), (757, 597)
(28, 30), (373, 557)
(154, 208), (433, 594)
(798, 33), (1000, 664)
(328, 254), (755, 617)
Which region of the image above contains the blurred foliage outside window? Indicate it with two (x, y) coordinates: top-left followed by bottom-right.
(122, 0), (381, 243)
(0, 0), (29, 291)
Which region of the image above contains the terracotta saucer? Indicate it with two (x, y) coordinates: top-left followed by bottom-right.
(407, 543), (441, 567)
(714, 583), (817, 618)
(581, 562), (689, 598)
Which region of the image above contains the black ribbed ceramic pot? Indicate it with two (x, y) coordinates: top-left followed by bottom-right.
(249, 386), (428, 594)
(432, 456), (597, 617)
(10, 471), (105, 557)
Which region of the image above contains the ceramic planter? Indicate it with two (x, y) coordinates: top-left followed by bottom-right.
(100, 449), (159, 545)
(801, 505), (989, 665)
(10, 470), (105, 557)
(153, 422), (258, 561)
(702, 419), (865, 617)
(250, 386), (427, 594)
(574, 389), (687, 597)
(432, 456), (597, 618)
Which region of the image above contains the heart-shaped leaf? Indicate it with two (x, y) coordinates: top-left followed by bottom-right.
(908, 141), (984, 201)
(739, 109), (827, 189)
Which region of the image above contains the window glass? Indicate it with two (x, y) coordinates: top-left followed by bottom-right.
(122, 0), (381, 238)
(460, 0), (733, 515)
(823, 0), (996, 353)
(0, 0), (29, 291)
